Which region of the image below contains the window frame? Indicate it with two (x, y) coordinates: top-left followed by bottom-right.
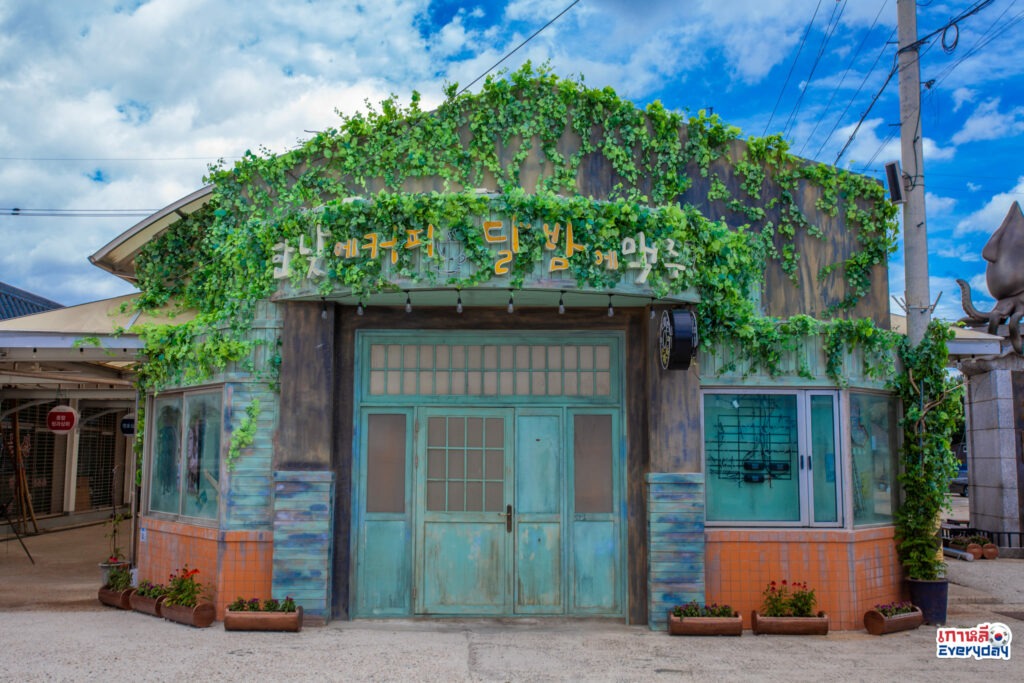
(143, 386), (225, 526)
(701, 388), (844, 528)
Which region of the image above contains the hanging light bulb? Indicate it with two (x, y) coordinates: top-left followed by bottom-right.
(456, 291), (463, 314)
(507, 290), (514, 314)
(607, 294), (615, 317)
(405, 291), (412, 313)
(321, 298), (327, 320)
(357, 300), (364, 316)
(650, 298), (656, 319)
(558, 291), (565, 315)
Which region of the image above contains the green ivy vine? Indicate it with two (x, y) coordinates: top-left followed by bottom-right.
(130, 62), (899, 393)
(226, 399), (261, 472)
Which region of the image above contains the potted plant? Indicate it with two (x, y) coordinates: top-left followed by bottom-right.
(667, 600), (742, 636)
(863, 600), (924, 635)
(129, 579), (168, 617)
(224, 596), (303, 632)
(751, 580), (829, 635)
(969, 534), (999, 559)
(161, 565), (215, 628)
(98, 513), (129, 586)
(894, 323), (963, 626)
(97, 563), (134, 610)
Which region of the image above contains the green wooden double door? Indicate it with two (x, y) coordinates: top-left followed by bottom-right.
(356, 406), (623, 617)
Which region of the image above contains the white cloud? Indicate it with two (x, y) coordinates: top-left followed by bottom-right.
(967, 182), (981, 192)
(951, 98), (1024, 145)
(954, 177), (1024, 237)
(952, 87), (976, 113)
(925, 192), (956, 215)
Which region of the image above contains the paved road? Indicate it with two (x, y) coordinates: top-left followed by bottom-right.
(1, 520), (1021, 682)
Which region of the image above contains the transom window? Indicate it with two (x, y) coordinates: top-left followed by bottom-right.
(362, 335), (619, 402)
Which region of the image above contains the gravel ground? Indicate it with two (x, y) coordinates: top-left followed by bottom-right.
(2, 519), (1021, 682)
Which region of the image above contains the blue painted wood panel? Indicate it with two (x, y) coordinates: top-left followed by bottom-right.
(646, 472), (705, 630)
(421, 520), (507, 613)
(271, 470), (334, 620)
(357, 520), (410, 615)
(514, 413), (563, 613)
(572, 521), (618, 612)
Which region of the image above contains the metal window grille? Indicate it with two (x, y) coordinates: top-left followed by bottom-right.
(77, 406), (119, 511)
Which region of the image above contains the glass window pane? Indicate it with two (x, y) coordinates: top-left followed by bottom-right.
(428, 417), (445, 447)
(485, 418), (503, 448)
(371, 344), (386, 369)
(370, 371), (386, 395)
(485, 450), (503, 479)
(181, 392), (221, 520)
(448, 418), (465, 447)
(427, 481), (445, 511)
(483, 345), (498, 369)
(574, 414), (613, 513)
(366, 414), (406, 514)
(386, 345), (401, 369)
(448, 481), (465, 511)
(403, 345), (417, 368)
(851, 393), (899, 526)
(810, 395), (838, 523)
(449, 451), (466, 478)
(466, 450), (483, 478)
(548, 347), (561, 370)
(150, 397), (182, 514)
(466, 482), (483, 511)
(484, 481), (503, 512)
(704, 394), (800, 522)
(427, 449), (446, 478)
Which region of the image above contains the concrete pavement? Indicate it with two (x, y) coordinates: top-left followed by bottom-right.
(2, 516), (1022, 682)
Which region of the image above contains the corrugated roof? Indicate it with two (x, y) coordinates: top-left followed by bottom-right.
(0, 281), (63, 320)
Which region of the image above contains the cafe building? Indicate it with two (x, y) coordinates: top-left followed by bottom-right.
(91, 71), (903, 630)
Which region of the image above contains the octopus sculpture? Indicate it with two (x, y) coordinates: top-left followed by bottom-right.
(958, 201), (1024, 354)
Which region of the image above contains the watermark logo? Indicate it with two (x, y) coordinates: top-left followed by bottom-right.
(937, 622), (1012, 660)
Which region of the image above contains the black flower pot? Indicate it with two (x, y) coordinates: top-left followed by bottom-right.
(906, 578), (948, 625)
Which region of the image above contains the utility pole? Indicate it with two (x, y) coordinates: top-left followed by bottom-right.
(897, 0), (930, 346)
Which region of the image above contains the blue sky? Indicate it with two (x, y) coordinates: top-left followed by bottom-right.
(1, 0), (1021, 322)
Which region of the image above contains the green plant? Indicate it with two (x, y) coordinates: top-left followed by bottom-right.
(226, 398), (261, 471)
(105, 565), (132, 591)
(228, 596), (297, 612)
(103, 513), (128, 563)
(671, 600), (735, 617)
(894, 321), (964, 581)
(134, 580), (168, 599)
(760, 580), (817, 617)
(164, 566), (205, 607)
(873, 601), (917, 617)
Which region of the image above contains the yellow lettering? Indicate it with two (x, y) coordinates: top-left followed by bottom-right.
(494, 250), (513, 275)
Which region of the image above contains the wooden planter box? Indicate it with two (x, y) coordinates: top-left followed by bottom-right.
(863, 606), (924, 635)
(667, 611), (743, 636)
(97, 587), (134, 610)
(162, 602), (216, 628)
(224, 606), (303, 632)
(751, 611), (829, 635)
(129, 593), (165, 617)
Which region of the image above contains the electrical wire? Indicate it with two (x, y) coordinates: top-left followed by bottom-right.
(1, 208), (155, 218)
(782, 0), (848, 141)
(763, 0), (824, 136)
(455, 0), (581, 97)
(798, 0), (888, 158)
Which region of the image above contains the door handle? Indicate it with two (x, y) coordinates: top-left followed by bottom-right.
(499, 504), (513, 533)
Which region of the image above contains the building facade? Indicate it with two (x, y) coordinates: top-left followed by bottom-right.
(93, 70), (904, 629)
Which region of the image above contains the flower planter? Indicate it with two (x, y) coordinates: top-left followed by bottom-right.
(162, 602), (216, 628)
(224, 606), (303, 632)
(667, 611), (742, 636)
(98, 561), (129, 587)
(129, 593), (165, 617)
(964, 543), (983, 560)
(97, 586), (134, 610)
(906, 578), (948, 625)
(863, 606), (924, 635)
(982, 543), (999, 559)
(751, 611), (829, 635)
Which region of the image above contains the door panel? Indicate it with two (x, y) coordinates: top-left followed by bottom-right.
(515, 413), (563, 613)
(572, 521), (618, 612)
(417, 410), (512, 614)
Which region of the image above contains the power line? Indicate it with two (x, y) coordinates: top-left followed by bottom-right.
(1, 208), (155, 217)
(455, 0), (581, 97)
(798, 0), (888, 158)
(763, 0), (825, 136)
(0, 156), (237, 162)
(783, 0), (847, 141)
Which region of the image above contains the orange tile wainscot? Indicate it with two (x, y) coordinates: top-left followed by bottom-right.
(705, 527), (903, 631)
(136, 517), (274, 619)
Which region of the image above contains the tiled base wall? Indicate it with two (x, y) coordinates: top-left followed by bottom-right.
(136, 516), (273, 619)
(647, 473), (705, 630)
(705, 526), (903, 630)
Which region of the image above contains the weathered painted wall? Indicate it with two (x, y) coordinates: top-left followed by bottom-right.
(271, 470), (335, 622)
(647, 473), (705, 630)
